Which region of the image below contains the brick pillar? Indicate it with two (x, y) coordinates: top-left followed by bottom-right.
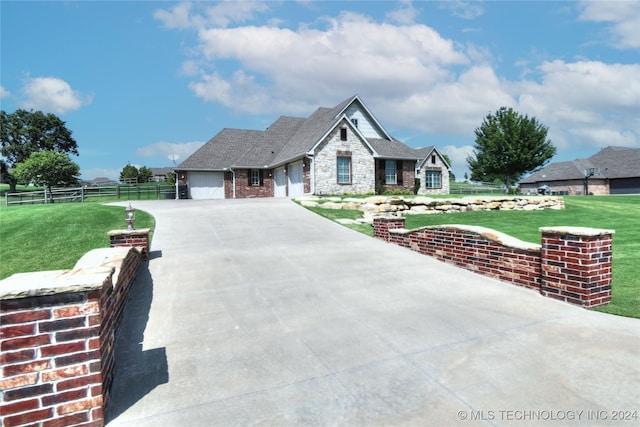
(108, 228), (150, 259)
(373, 217), (405, 241)
(540, 226), (614, 307)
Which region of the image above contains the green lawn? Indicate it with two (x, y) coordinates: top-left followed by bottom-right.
(307, 196), (640, 318)
(0, 202), (154, 279)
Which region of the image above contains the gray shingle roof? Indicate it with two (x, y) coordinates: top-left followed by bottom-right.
(270, 106), (343, 166)
(369, 138), (430, 160)
(178, 95), (434, 171)
(179, 128), (264, 170)
(520, 146), (640, 183)
(233, 116), (306, 168)
(588, 146), (640, 179)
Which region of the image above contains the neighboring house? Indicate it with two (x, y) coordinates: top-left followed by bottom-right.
(82, 177), (118, 187)
(149, 167), (173, 182)
(176, 95), (450, 199)
(519, 146), (640, 195)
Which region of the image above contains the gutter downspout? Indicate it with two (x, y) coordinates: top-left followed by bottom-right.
(173, 170), (179, 200)
(230, 169), (236, 199)
(307, 154), (315, 195)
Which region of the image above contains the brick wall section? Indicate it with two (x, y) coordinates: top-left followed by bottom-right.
(540, 227), (614, 307)
(0, 247), (143, 427)
(108, 228), (150, 259)
(373, 217), (613, 307)
(373, 217), (406, 241)
(234, 169), (275, 198)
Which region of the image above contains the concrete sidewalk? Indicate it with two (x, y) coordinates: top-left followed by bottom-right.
(106, 199), (639, 426)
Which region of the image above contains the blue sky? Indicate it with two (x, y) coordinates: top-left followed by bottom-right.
(1, 1), (638, 181)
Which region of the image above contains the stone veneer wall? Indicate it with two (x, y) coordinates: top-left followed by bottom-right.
(417, 154), (450, 195)
(0, 246), (143, 427)
(373, 217), (613, 308)
(313, 120), (375, 195)
(298, 195), (565, 220)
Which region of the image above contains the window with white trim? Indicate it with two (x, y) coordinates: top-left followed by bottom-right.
(337, 157), (351, 184)
(385, 160), (397, 184)
(425, 170), (441, 188)
(250, 169), (262, 186)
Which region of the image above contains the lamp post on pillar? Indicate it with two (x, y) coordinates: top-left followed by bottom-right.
(125, 203), (136, 231)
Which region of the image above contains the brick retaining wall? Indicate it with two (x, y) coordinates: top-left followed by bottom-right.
(108, 229), (150, 259)
(1, 247), (143, 427)
(374, 217), (613, 308)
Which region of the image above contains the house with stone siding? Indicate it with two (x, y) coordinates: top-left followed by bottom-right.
(176, 95), (450, 199)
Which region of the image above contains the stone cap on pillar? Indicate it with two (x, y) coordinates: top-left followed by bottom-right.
(108, 228), (151, 236)
(539, 226), (615, 237)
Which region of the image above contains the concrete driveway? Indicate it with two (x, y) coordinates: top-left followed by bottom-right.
(106, 199), (639, 426)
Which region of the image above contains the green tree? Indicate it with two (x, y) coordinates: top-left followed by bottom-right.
(138, 166), (153, 183)
(0, 159), (9, 184)
(467, 107), (556, 189)
(441, 154), (456, 182)
(1, 109), (79, 192)
(12, 151), (80, 199)
(120, 163), (138, 183)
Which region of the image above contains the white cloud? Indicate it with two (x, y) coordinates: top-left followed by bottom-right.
(0, 86), (10, 98)
(441, 144), (475, 179)
(19, 76), (92, 114)
(439, 1), (485, 20)
(516, 60), (640, 151)
(154, 1), (269, 30)
(185, 11), (471, 117)
(386, 0), (419, 24)
(153, 2), (199, 29)
(577, 0), (640, 49)
(155, 3), (639, 156)
(135, 141), (205, 161)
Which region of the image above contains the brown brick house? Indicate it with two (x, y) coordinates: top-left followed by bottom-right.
(175, 95), (450, 199)
(519, 146), (640, 195)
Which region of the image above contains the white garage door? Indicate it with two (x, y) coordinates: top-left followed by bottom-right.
(189, 172), (225, 199)
(274, 167), (286, 197)
(288, 161), (304, 198)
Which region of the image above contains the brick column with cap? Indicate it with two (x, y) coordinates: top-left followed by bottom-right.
(540, 226), (614, 307)
(373, 217), (406, 241)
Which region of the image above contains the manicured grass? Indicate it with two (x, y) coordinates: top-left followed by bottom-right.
(306, 196), (640, 318)
(0, 203), (154, 280)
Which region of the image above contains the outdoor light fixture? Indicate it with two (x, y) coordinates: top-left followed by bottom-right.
(125, 203), (136, 231)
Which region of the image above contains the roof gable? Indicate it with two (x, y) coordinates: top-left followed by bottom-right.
(416, 146), (451, 169)
(336, 95), (392, 140)
(178, 95), (438, 171)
